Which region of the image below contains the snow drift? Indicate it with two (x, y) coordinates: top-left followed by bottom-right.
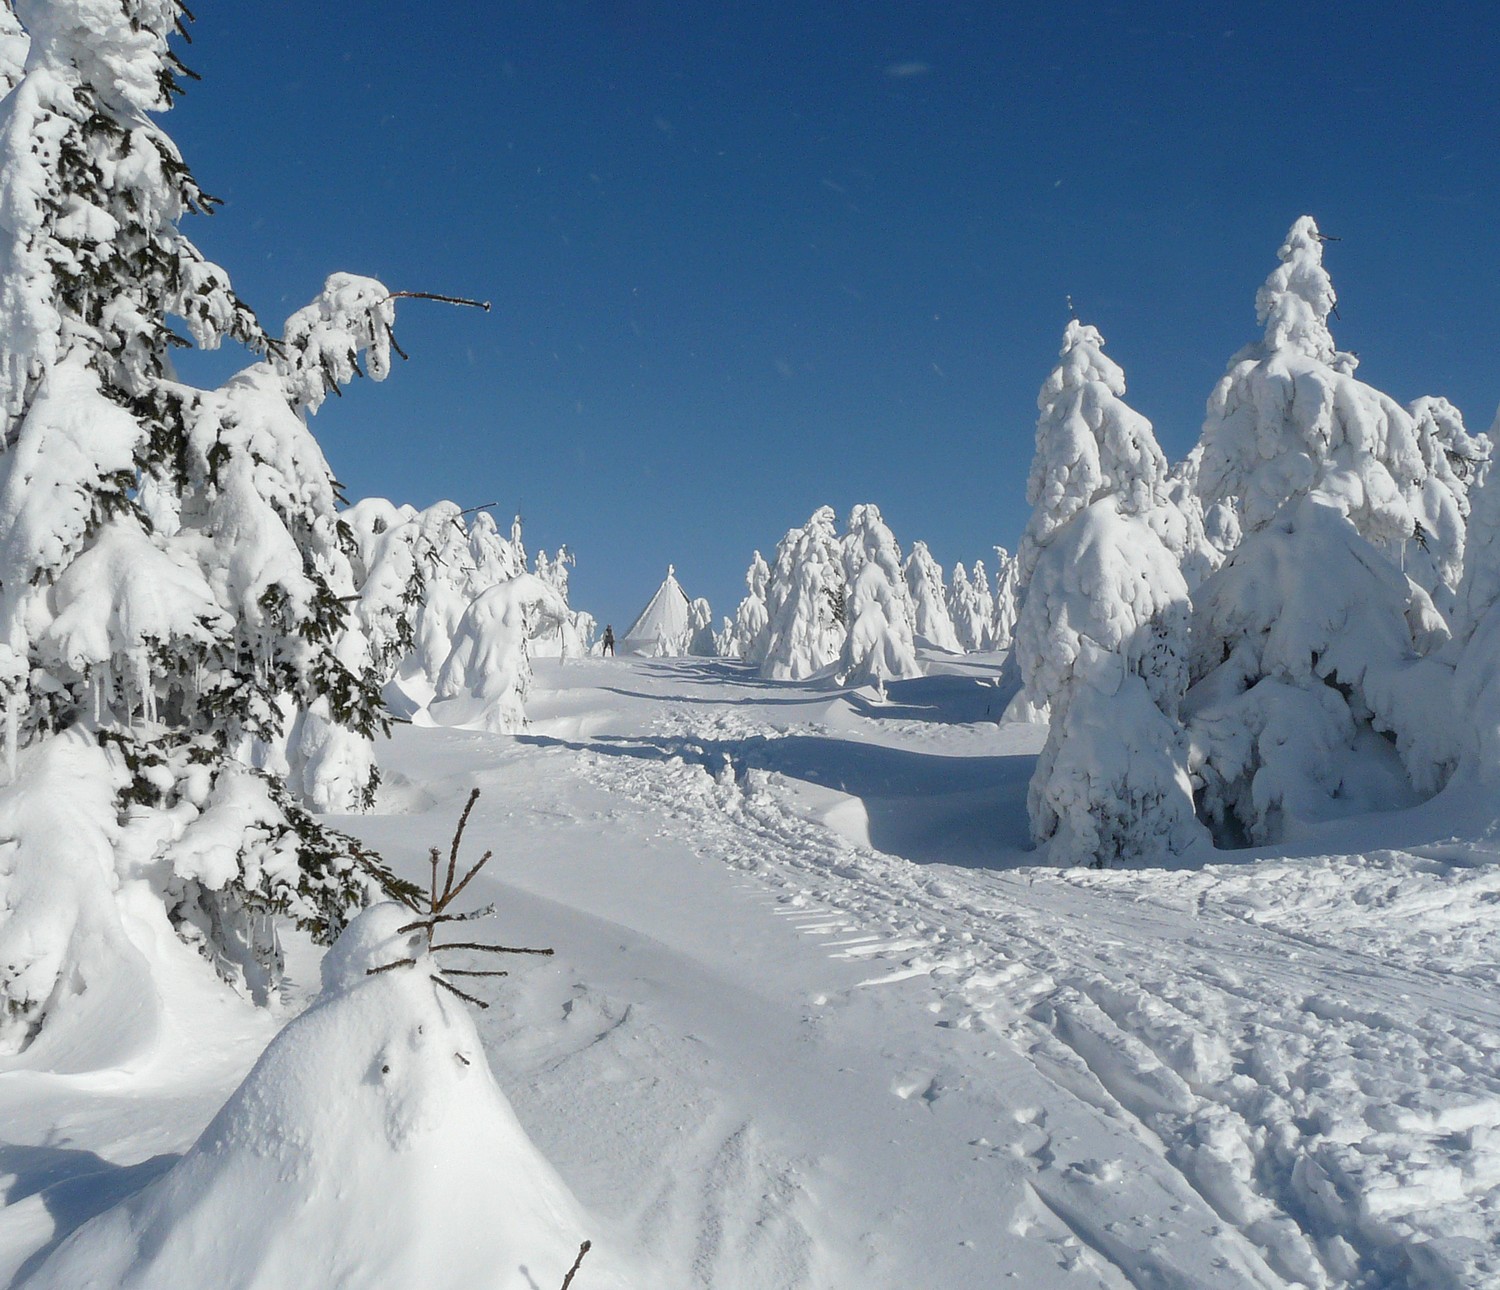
(24, 902), (627, 1290)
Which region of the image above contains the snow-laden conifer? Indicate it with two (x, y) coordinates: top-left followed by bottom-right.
(838, 505), (921, 685)
(946, 562), (976, 651)
(1196, 217), (1426, 547)
(688, 597), (717, 656)
(1017, 323), (1204, 867)
(761, 507), (846, 680)
(991, 547), (1020, 650)
(904, 541), (961, 652)
(429, 573), (571, 733)
(1187, 219), (1458, 840)
(722, 551), (771, 662)
(0, 2), (25, 95)
(531, 545), (594, 657)
(1016, 320), (1174, 584)
(1400, 397), (1489, 615)
(0, 2), (420, 1035)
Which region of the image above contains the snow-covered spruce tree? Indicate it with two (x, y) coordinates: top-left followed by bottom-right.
(344, 500), (595, 713)
(838, 504), (921, 686)
(1016, 322), (1205, 867)
(721, 550), (770, 662)
(991, 546), (1020, 650)
(531, 544), (594, 657)
(1016, 320), (1180, 584)
(1187, 218), (1457, 842)
(904, 540), (962, 652)
(946, 561), (979, 651)
(760, 506), (846, 680)
(0, 2), (408, 1035)
(687, 596), (716, 656)
(429, 573), (571, 733)
(1400, 396), (1489, 618)
(1445, 433), (1500, 783)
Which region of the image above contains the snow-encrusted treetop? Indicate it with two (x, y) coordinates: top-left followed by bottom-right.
(1197, 217), (1426, 544)
(1255, 215), (1337, 362)
(1019, 320), (1169, 579)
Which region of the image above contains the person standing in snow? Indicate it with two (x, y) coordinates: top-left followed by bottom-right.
(602, 625), (615, 656)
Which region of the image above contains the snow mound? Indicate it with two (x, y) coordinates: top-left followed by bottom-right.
(25, 903), (629, 1290)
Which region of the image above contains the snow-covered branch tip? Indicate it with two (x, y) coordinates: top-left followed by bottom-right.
(366, 788), (553, 1007)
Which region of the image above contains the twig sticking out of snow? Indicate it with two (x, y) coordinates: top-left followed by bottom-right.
(560, 1240), (592, 1289)
(365, 788), (552, 1007)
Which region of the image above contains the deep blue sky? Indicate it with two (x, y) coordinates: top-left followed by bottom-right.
(166, 1), (1500, 632)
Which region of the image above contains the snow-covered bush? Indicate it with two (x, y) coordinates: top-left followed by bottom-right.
(904, 541), (961, 652)
(1017, 323), (1205, 867)
(1187, 219), (1458, 842)
(0, 1), (413, 1035)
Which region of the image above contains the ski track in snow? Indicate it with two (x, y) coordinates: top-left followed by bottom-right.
(554, 683), (1500, 1290)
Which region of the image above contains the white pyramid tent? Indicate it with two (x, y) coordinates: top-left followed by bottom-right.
(621, 565), (693, 656)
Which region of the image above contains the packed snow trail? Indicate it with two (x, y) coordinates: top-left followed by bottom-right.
(360, 654), (1500, 1289)
(3, 652), (1498, 1288)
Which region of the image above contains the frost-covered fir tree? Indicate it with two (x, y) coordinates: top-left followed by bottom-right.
(531, 545), (594, 657)
(1016, 322), (1205, 867)
(688, 596), (716, 656)
(761, 506), (846, 680)
(838, 504), (921, 686)
(1400, 396), (1489, 617)
(946, 562), (981, 651)
(1445, 433), (1500, 783)
(0, 2), (412, 1039)
(1187, 218), (1456, 842)
(1016, 320), (1179, 585)
(904, 540), (962, 652)
(722, 550), (771, 662)
(991, 547), (1020, 650)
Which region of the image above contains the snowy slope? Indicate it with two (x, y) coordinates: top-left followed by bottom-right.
(3, 652), (1499, 1288)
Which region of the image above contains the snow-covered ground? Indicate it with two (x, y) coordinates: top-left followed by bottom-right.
(4, 651), (1499, 1288)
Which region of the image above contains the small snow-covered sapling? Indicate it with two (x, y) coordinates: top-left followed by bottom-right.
(366, 787), (553, 1008)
